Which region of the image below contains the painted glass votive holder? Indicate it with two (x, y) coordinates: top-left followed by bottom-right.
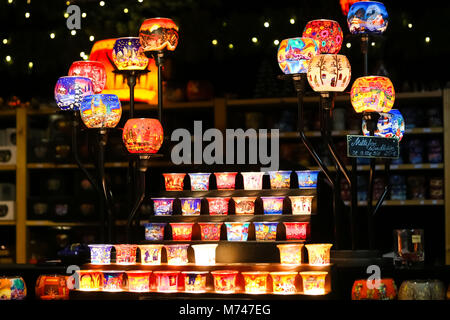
(225, 222), (250, 241)
(138, 244), (164, 265)
(163, 173), (185, 191)
(233, 197), (257, 215)
(154, 271), (180, 293)
(207, 197), (230, 215)
(77, 270), (103, 291)
(296, 170), (320, 188)
(305, 243), (333, 266)
(126, 271), (151, 292)
(283, 222), (309, 241)
(289, 196), (314, 215)
(268, 171), (292, 189)
(254, 222), (278, 241)
(192, 244), (218, 265)
(241, 172), (265, 190)
(35, 274), (69, 300)
(0, 276), (27, 300)
(277, 244), (304, 265)
(214, 172), (238, 190)
(211, 270), (239, 294)
(180, 197), (201, 216)
(199, 222), (223, 240)
(242, 272), (269, 294)
(102, 271), (124, 292)
(88, 244), (113, 265)
(144, 223), (166, 241)
(164, 244), (190, 265)
(170, 223), (194, 241)
(300, 271), (328, 295)
(188, 173), (211, 191)
(270, 272), (298, 294)
(114, 244), (138, 265)
(152, 198), (175, 216)
(182, 271), (208, 293)
(261, 196), (284, 215)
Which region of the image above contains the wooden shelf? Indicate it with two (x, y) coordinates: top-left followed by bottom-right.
(310, 163), (443, 172)
(141, 214), (313, 224)
(344, 199), (444, 206)
(26, 220), (99, 227)
(27, 161), (174, 169)
(0, 221), (15, 226)
(0, 109), (17, 116)
(0, 165), (16, 171)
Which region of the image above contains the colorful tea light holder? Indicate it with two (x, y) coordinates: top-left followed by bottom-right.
(362, 109), (405, 141)
(241, 272), (269, 294)
(138, 244), (164, 265)
(144, 222), (166, 241)
(233, 197), (257, 215)
(206, 197), (230, 215)
(289, 196), (314, 215)
(35, 275), (69, 300)
(300, 271), (328, 295)
(305, 243), (333, 266)
(182, 271), (208, 293)
(54, 76), (94, 111)
(268, 171), (292, 189)
(102, 271), (124, 292)
(254, 222), (278, 241)
(180, 198), (201, 216)
(114, 244), (138, 265)
(125, 271), (152, 292)
(270, 272), (298, 294)
(152, 198), (175, 216)
(296, 170), (320, 188)
(302, 19), (343, 54)
(241, 172), (265, 190)
(283, 222), (310, 241)
(225, 222), (250, 241)
(80, 94), (122, 129)
(347, 1), (388, 35)
(192, 244), (218, 265)
(164, 244), (190, 265)
(154, 271), (180, 293)
(277, 37), (319, 74)
(277, 244), (304, 265)
(188, 173), (211, 191)
(68, 60), (107, 94)
(211, 270), (239, 294)
(261, 196), (284, 215)
(88, 244), (113, 264)
(214, 172), (238, 190)
(170, 223), (195, 240)
(76, 270), (103, 291)
(163, 173), (186, 191)
(198, 222), (223, 241)
(0, 276), (27, 300)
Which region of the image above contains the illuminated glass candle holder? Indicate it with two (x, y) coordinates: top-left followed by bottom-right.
(242, 272), (269, 294)
(170, 223), (194, 240)
(296, 170), (320, 189)
(144, 223), (166, 241)
(114, 244), (138, 265)
(139, 17), (179, 52)
(307, 54), (351, 92)
(102, 271), (124, 292)
(154, 271), (180, 293)
(261, 196), (284, 215)
(233, 197), (257, 215)
(347, 1), (388, 35)
(0, 276), (27, 300)
(88, 244), (113, 265)
(241, 172), (265, 190)
(163, 173), (186, 191)
(350, 76), (395, 113)
(211, 270), (239, 294)
(77, 270), (103, 291)
(164, 244), (190, 265)
(207, 197), (230, 215)
(80, 94), (122, 128)
(35, 275), (69, 300)
(277, 37), (319, 74)
(283, 222), (309, 241)
(112, 37), (149, 70)
(122, 118), (164, 154)
(302, 19), (343, 54)
(188, 173), (211, 191)
(254, 222), (278, 241)
(270, 272), (298, 294)
(138, 244), (164, 265)
(362, 109), (405, 141)
(182, 271), (208, 293)
(300, 271), (328, 295)
(54, 76), (94, 111)
(277, 244), (304, 265)
(152, 198), (175, 216)
(289, 196), (314, 215)
(180, 198), (201, 216)
(305, 243), (333, 266)
(225, 222), (250, 241)
(126, 271), (151, 292)
(68, 60), (106, 94)
(214, 172), (238, 190)
(192, 244), (218, 265)
(268, 171), (292, 189)
(198, 222), (223, 241)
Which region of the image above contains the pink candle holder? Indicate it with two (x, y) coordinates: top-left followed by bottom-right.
(170, 223), (194, 241)
(270, 272), (298, 294)
(163, 173), (185, 191)
(164, 244), (190, 265)
(241, 172), (265, 190)
(206, 197), (230, 215)
(211, 270), (239, 294)
(154, 271), (180, 292)
(102, 271), (124, 292)
(300, 271), (328, 295)
(182, 271), (208, 293)
(188, 173), (211, 191)
(192, 244), (218, 265)
(261, 196), (284, 215)
(242, 272), (269, 294)
(114, 244), (138, 265)
(305, 244), (333, 266)
(214, 172), (238, 190)
(77, 270), (103, 291)
(283, 222), (310, 241)
(225, 222), (250, 241)
(289, 196), (314, 215)
(268, 171), (292, 189)
(233, 197), (257, 215)
(180, 198), (201, 216)
(277, 244), (304, 265)
(126, 271), (151, 292)
(198, 222), (223, 240)
(138, 244), (164, 265)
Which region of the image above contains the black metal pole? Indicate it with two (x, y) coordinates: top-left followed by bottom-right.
(127, 72), (137, 119)
(155, 52), (164, 122)
(98, 129), (114, 243)
(126, 157), (147, 243)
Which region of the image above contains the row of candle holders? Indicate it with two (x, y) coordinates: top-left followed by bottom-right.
(75, 269), (329, 295)
(88, 243), (333, 266)
(152, 195), (314, 216)
(162, 170), (319, 191)
(144, 221), (310, 241)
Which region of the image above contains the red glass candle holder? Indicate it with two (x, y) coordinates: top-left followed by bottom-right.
(242, 272), (269, 294)
(270, 272), (298, 294)
(352, 278), (398, 300)
(211, 270), (239, 294)
(68, 60), (107, 94)
(232, 197), (256, 215)
(35, 275), (69, 300)
(139, 18), (179, 52)
(300, 271), (328, 295)
(207, 197), (230, 215)
(154, 271), (180, 292)
(77, 270), (103, 291)
(114, 244), (138, 265)
(214, 172), (238, 190)
(170, 223), (194, 240)
(302, 19), (343, 54)
(283, 222), (309, 241)
(199, 222), (223, 241)
(122, 118), (163, 154)
(163, 173), (185, 191)
(126, 271), (151, 292)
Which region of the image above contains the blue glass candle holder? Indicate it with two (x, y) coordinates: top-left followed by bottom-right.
(188, 173), (211, 191)
(54, 76), (94, 111)
(88, 244), (113, 264)
(296, 170), (320, 188)
(347, 1), (388, 34)
(152, 198), (175, 216)
(180, 197), (201, 215)
(362, 109), (405, 141)
(254, 222), (278, 241)
(144, 223), (167, 240)
(225, 222), (250, 241)
(261, 196), (284, 215)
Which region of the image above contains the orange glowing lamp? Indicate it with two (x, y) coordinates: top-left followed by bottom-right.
(122, 118), (163, 154)
(139, 18), (179, 52)
(350, 76), (395, 113)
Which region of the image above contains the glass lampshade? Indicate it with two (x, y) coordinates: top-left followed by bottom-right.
(350, 76), (395, 113)
(80, 94), (122, 128)
(307, 54), (351, 92)
(362, 109), (405, 141)
(139, 17), (179, 52)
(68, 60), (106, 94)
(347, 1), (388, 34)
(112, 37), (149, 71)
(54, 76), (94, 111)
(277, 37), (319, 74)
(302, 19), (343, 54)
(122, 118), (164, 154)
